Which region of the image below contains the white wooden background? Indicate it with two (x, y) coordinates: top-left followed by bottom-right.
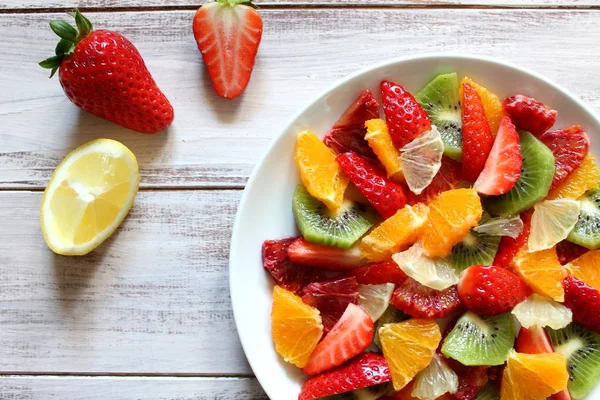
(1, 1), (599, 398)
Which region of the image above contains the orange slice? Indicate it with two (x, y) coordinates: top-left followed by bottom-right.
(546, 153), (599, 200)
(460, 77), (505, 135)
(513, 246), (567, 302)
(379, 319), (441, 391)
(566, 249), (600, 292)
(361, 203), (429, 262)
(295, 130), (349, 211)
(500, 350), (568, 400)
(271, 285), (323, 368)
(420, 188), (483, 258)
(365, 118), (403, 181)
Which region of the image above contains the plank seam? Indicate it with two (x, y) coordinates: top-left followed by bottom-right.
(0, 372), (256, 378)
(0, 186), (245, 192)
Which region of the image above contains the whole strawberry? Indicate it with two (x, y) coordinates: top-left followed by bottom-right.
(39, 10), (174, 134)
(458, 265), (531, 316)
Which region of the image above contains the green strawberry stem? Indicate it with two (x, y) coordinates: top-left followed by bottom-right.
(216, 0), (258, 8)
(39, 9), (93, 78)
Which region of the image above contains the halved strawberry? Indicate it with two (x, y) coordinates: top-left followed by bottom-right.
(461, 82), (494, 182)
(563, 276), (600, 334)
(391, 277), (462, 319)
(299, 352), (391, 400)
(324, 89), (381, 166)
(407, 156), (463, 205)
(193, 0), (263, 99)
(539, 126), (590, 190)
(303, 303), (374, 375)
(262, 238), (328, 293)
(288, 238), (363, 270)
(443, 357), (489, 400)
(302, 277), (359, 333)
(556, 240), (589, 265)
(351, 259), (407, 285)
(503, 94), (557, 136)
(381, 80), (431, 150)
(336, 152), (407, 219)
(473, 116), (522, 195)
(493, 210), (532, 268)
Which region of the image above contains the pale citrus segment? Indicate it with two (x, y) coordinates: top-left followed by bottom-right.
(271, 285), (323, 368)
(400, 126), (444, 195)
(473, 215), (523, 238)
(511, 293), (572, 330)
(566, 249), (600, 291)
(420, 188), (483, 258)
(513, 246), (566, 302)
(392, 242), (459, 291)
(357, 283), (395, 322)
(411, 353), (458, 400)
(361, 203), (430, 262)
(365, 118), (403, 180)
(528, 199), (581, 252)
(500, 350), (568, 400)
(40, 139), (140, 256)
(295, 130), (349, 211)
(546, 153), (599, 200)
(460, 76), (505, 135)
(379, 319), (441, 391)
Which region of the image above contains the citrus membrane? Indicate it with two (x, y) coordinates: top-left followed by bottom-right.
(511, 293), (572, 330)
(473, 215), (523, 238)
(400, 126), (444, 195)
(392, 242), (459, 291)
(411, 353), (459, 400)
(528, 199), (581, 252)
(357, 283), (395, 322)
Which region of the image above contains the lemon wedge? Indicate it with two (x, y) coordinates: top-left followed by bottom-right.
(40, 139), (140, 255)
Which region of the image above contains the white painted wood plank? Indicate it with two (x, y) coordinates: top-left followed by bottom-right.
(0, 190), (253, 375)
(2, 9), (600, 189)
(0, 376), (267, 399)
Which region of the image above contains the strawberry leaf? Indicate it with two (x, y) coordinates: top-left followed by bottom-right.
(50, 20), (78, 42)
(38, 55), (63, 78)
(73, 9), (93, 38)
(55, 39), (74, 56)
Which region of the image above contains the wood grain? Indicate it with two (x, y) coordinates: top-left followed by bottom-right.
(0, 190), (254, 375)
(2, 9), (600, 190)
(0, 376), (267, 399)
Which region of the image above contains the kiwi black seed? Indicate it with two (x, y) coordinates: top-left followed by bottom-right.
(320, 383), (393, 400)
(567, 188), (600, 250)
(546, 324), (600, 400)
(441, 311), (516, 366)
(292, 184), (379, 249)
(451, 231), (501, 272)
(415, 72), (463, 161)
(485, 131), (555, 217)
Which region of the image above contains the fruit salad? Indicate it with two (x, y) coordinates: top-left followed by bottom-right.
(263, 72), (600, 400)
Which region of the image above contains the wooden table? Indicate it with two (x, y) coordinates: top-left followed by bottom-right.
(0, 0), (598, 398)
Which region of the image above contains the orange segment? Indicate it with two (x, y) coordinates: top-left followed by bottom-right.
(420, 188), (483, 258)
(271, 285), (323, 368)
(500, 350), (568, 400)
(547, 154), (599, 200)
(460, 77), (505, 135)
(361, 203), (430, 262)
(379, 319), (441, 391)
(567, 249), (600, 292)
(365, 118), (404, 181)
(295, 130), (349, 211)
(513, 246), (567, 302)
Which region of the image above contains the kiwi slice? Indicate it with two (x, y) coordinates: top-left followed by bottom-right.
(485, 131), (555, 217)
(546, 324), (600, 400)
(415, 73), (463, 161)
(451, 231), (501, 271)
(441, 311), (516, 366)
(373, 306), (408, 349)
(321, 383), (393, 400)
(292, 184), (379, 249)
(475, 382), (500, 400)
(567, 188), (600, 250)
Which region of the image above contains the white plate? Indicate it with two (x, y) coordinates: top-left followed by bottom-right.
(229, 53), (600, 400)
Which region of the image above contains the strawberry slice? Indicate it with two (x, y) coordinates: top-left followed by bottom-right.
(193, 0), (263, 99)
(473, 116), (522, 195)
(262, 238), (328, 293)
(324, 89), (381, 166)
(303, 303), (374, 375)
(493, 210), (532, 268)
(556, 240), (589, 265)
(351, 259), (407, 285)
(299, 352), (391, 400)
(443, 357), (489, 400)
(461, 82), (494, 182)
(539, 126), (590, 190)
(381, 80), (432, 150)
(301, 277), (359, 333)
(458, 265), (531, 316)
(391, 277), (462, 319)
(336, 152), (407, 219)
(563, 276), (600, 334)
(503, 94), (557, 136)
(288, 238), (363, 270)
(407, 156), (462, 205)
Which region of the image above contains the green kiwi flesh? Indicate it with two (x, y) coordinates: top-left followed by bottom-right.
(415, 73), (463, 161)
(567, 188), (600, 250)
(292, 184), (379, 249)
(485, 131), (555, 217)
(546, 324), (600, 400)
(320, 383), (393, 400)
(441, 311), (516, 366)
(475, 382), (500, 400)
(451, 231), (501, 271)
